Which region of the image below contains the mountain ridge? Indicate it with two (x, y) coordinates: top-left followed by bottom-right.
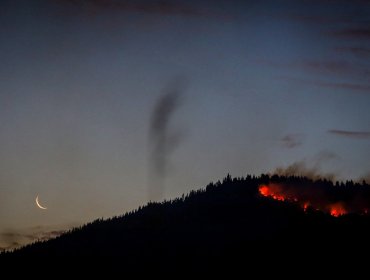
(2, 174), (370, 263)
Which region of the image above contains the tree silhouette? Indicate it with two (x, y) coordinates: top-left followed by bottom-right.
(1, 174), (370, 269)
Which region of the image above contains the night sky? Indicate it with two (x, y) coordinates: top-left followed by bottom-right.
(1, 0), (369, 250)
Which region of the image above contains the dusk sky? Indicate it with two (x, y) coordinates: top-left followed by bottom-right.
(1, 0), (369, 250)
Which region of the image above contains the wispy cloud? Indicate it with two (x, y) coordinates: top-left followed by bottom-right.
(300, 61), (359, 75)
(283, 14), (354, 25)
(332, 28), (370, 39)
(55, 0), (208, 17)
(313, 0), (370, 5)
(279, 76), (370, 94)
(281, 134), (304, 148)
(316, 81), (370, 92)
(335, 47), (370, 58)
(328, 129), (370, 139)
(257, 58), (370, 78)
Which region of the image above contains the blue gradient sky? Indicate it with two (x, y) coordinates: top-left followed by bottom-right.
(1, 0), (369, 249)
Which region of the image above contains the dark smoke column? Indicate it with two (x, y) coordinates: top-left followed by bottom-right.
(148, 83), (183, 201)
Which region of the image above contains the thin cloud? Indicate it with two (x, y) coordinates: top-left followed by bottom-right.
(335, 47), (370, 58)
(278, 76), (370, 94)
(256, 58), (370, 77)
(332, 28), (370, 39)
(314, 0), (370, 5)
(316, 81), (370, 92)
(301, 61), (356, 75)
(283, 14), (354, 25)
(55, 0), (208, 17)
(328, 129), (370, 139)
(281, 134), (304, 148)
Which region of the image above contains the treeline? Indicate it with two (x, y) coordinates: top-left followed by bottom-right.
(2, 174), (370, 263)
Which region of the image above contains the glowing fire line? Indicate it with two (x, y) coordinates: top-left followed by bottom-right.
(258, 184), (350, 217)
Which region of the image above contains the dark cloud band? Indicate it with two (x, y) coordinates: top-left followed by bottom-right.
(328, 129), (370, 139)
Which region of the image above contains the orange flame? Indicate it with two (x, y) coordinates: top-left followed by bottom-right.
(303, 202), (309, 212)
(259, 185), (286, 201)
(259, 185), (270, 197)
(259, 184), (350, 218)
(329, 203), (347, 217)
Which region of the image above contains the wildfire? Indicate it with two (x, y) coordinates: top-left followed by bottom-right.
(329, 204), (347, 217)
(259, 185), (285, 201)
(259, 184), (297, 202)
(259, 185), (270, 197)
(258, 184), (353, 218)
(303, 202), (309, 212)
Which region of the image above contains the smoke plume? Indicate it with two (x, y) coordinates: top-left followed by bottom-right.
(148, 81), (184, 201)
(273, 152), (339, 181)
(274, 161), (337, 181)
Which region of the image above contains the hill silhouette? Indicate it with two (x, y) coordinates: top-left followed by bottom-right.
(2, 174), (370, 267)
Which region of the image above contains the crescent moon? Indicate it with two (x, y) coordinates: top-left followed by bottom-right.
(36, 195), (47, 210)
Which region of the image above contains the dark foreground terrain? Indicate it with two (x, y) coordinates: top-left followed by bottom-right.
(2, 174), (370, 268)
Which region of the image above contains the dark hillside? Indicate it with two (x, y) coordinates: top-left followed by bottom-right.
(2, 175), (370, 267)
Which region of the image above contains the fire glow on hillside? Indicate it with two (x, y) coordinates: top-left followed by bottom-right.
(259, 184), (352, 217)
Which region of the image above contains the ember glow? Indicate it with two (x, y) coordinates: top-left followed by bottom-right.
(259, 185), (285, 201)
(329, 204), (347, 217)
(258, 183), (300, 202)
(303, 202), (309, 212)
(258, 184), (366, 217)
